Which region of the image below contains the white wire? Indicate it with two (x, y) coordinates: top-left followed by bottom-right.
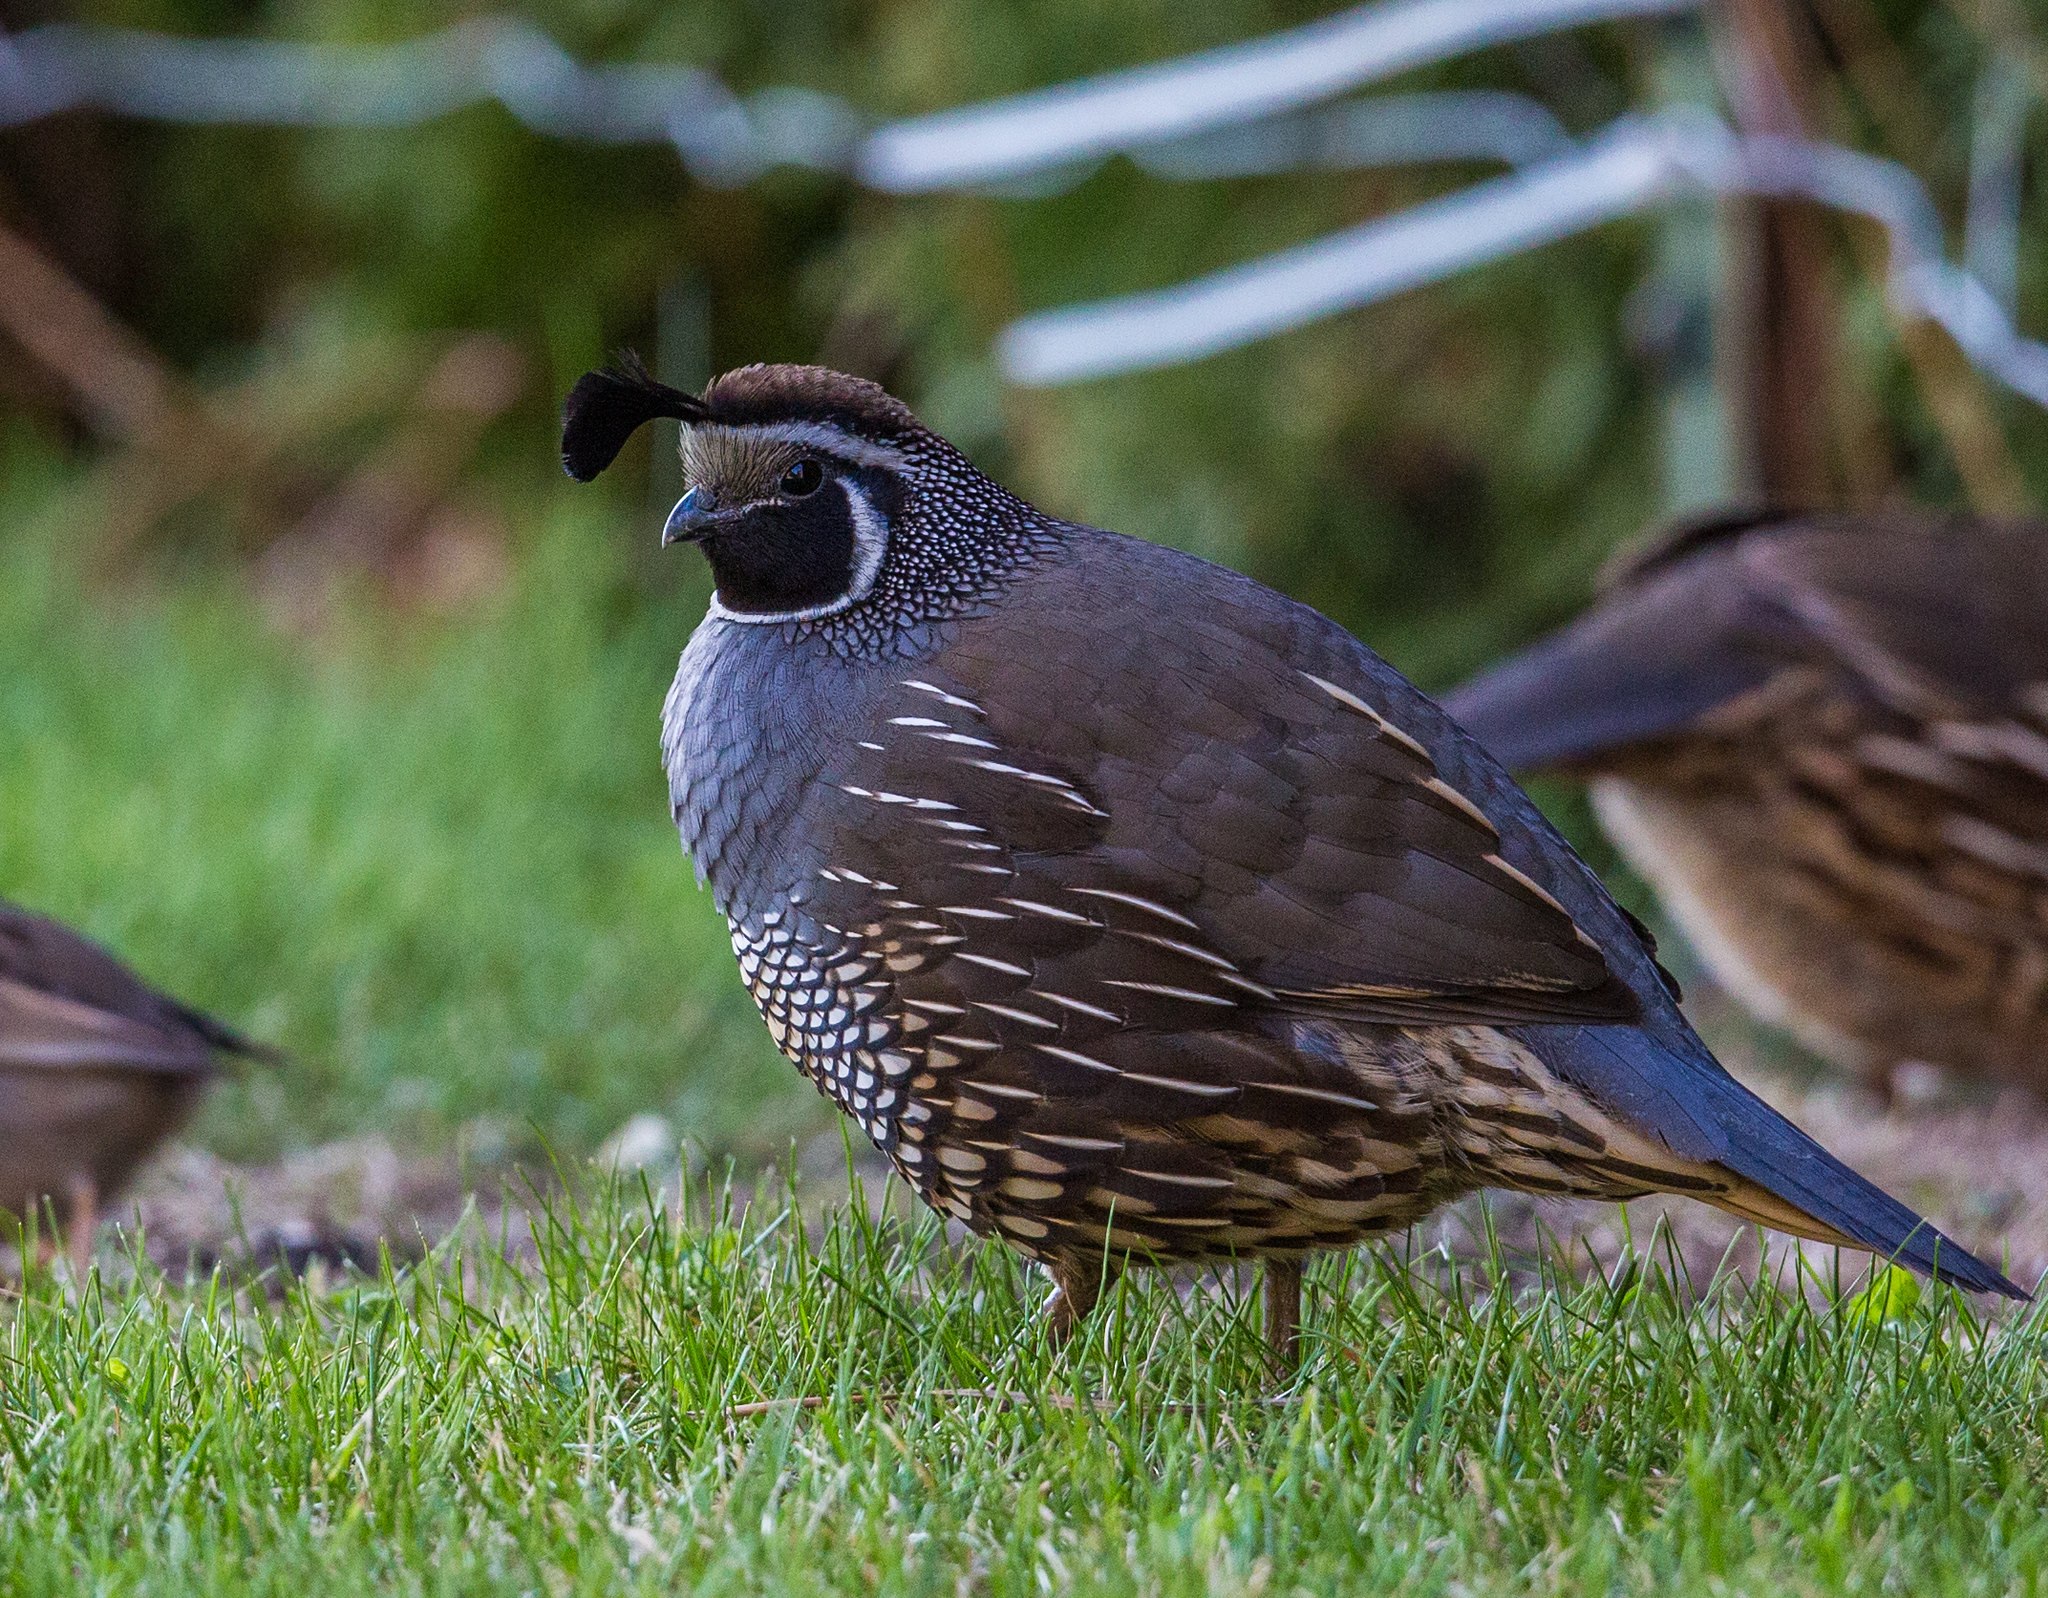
(1, 11), (2040, 414)
(0, 1), (1666, 187)
(857, 0), (1696, 193)
(1000, 109), (2048, 412)
(1698, 130), (2048, 411)
(936, 91), (1575, 202)
(1134, 90), (1574, 179)
(0, 19), (858, 184)
(1001, 119), (1681, 382)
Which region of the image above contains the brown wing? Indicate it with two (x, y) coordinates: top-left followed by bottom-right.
(745, 548), (1649, 1251)
(1446, 510), (2048, 772)
(1744, 519), (2048, 892)
(0, 902), (272, 1069)
(1744, 514), (2048, 718)
(0, 976), (218, 1074)
(719, 535), (1675, 1253)
(785, 541), (1639, 1037)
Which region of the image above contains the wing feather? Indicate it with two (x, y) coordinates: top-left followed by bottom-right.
(789, 534), (1646, 1033)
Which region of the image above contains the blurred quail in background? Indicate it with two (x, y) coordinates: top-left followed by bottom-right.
(564, 369), (2023, 1364)
(1444, 510), (2048, 1099)
(0, 900), (277, 1266)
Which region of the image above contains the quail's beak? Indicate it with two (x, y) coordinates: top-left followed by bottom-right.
(663, 485), (717, 547)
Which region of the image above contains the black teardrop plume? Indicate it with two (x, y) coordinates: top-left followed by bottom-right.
(560, 351), (709, 482)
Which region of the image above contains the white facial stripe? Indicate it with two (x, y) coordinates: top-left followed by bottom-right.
(684, 420), (907, 474)
(839, 479), (888, 601)
(707, 477), (889, 627)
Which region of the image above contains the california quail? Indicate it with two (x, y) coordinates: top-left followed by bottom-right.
(562, 369), (2023, 1359)
(0, 900), (276, 1265)
(1444, 508), (2048, 1098)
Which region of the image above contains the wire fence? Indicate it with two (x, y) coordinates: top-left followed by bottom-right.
(852, 0), (1694, 190)
(0, 0), (2039, 402)
(0, 17), (858, 184)
(0, 0), (1683, 182)
(1001, 111), (2048, 402)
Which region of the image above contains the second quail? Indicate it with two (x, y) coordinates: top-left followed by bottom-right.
(1444, 509), (2048, 1096)
(0, 900), (277, 1266)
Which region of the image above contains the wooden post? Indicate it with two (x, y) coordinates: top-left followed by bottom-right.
(1717, 0), (1842, 510)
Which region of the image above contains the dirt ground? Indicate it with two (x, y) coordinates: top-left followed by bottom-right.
(77, 1021), (2048, 1301)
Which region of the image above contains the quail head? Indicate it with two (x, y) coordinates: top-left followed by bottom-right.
(0, 900), (277, 1265)
(1444, 508), (2048, 1100)
(563, 367), (2022, 1359)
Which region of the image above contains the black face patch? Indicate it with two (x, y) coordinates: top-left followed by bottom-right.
(699, 477), (864, 616)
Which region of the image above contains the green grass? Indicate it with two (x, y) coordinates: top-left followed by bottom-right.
(0, 449), (818, 1163)
(3, 1180), (2046, 1596)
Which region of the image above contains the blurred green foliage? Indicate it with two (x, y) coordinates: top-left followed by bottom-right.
(1, 0), (2045, 1154)
(10, 3), (2038, 639)
(12, 0), (1719, 665)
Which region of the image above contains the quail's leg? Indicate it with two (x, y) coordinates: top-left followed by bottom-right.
(1264, 1258), (1303, 1373)
(64, 1175), (99, 1276)
(1043, 1258), (1103, 1347)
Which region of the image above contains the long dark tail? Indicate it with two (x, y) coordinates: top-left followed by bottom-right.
(1523, 1022), (2029, 1301)
(174, 1001), (289, 1068)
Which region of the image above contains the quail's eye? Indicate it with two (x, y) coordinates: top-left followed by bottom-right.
(780, 459), (824, 498)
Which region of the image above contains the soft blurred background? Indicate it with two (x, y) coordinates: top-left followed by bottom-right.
(2, 0), (2044, 1256)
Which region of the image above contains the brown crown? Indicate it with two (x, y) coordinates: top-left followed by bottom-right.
(701, 364), (920, 441)
(562, 357), (922, 483)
